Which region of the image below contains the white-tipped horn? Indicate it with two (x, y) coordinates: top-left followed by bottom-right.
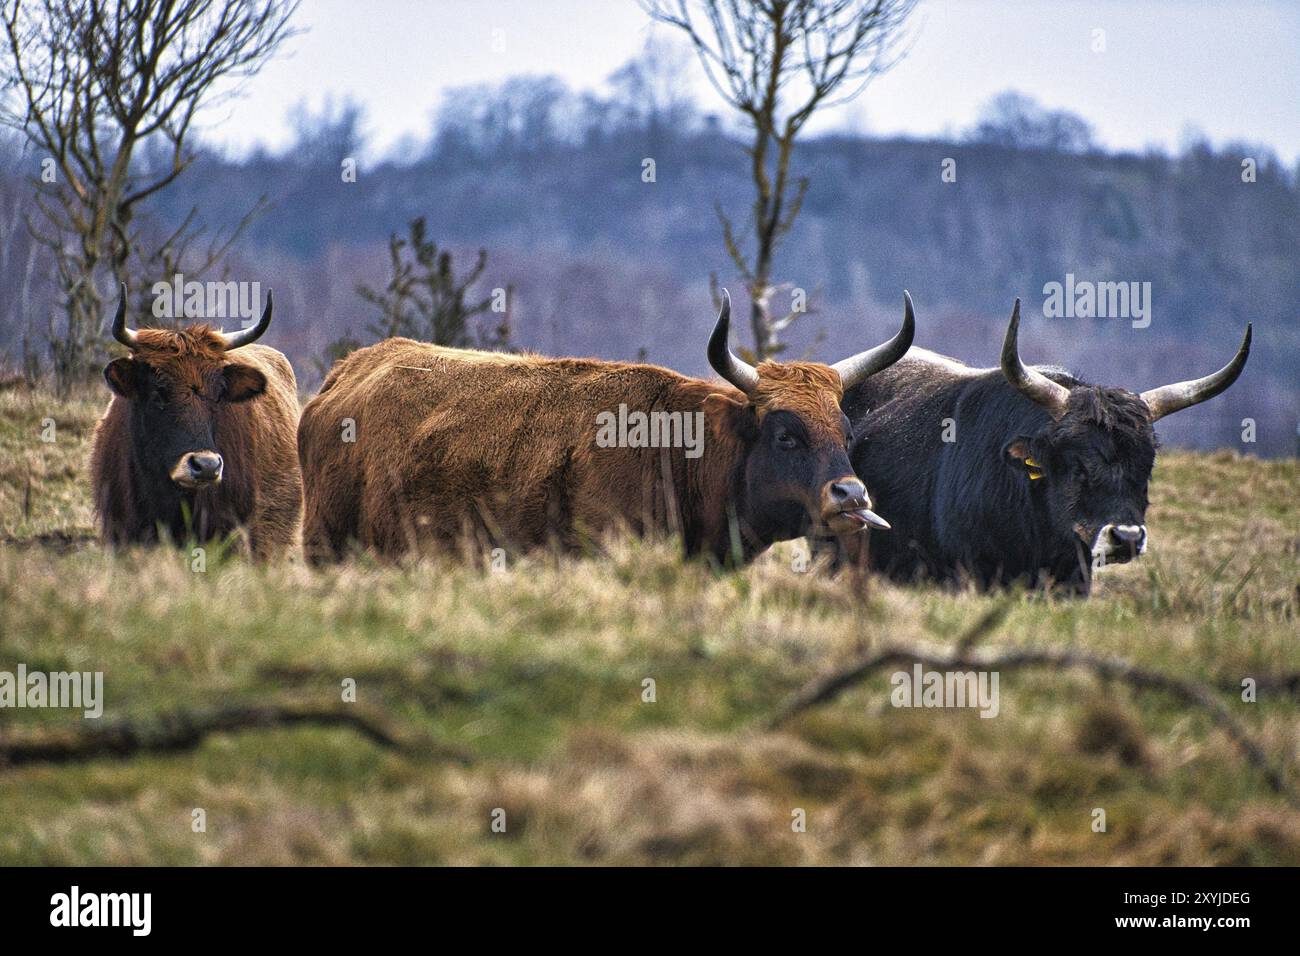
(832, 290), (916, 388)
(707, 289), (759, 395)
(1000, 298), (1070, 419)
(219, 290), (273, 350)
(1140, 324), (1252, 421)
(110, 283), (138, 348)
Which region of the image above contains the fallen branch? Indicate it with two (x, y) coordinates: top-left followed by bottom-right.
(0, 703), (470, 768)
(1251, 672), (1300, 695)
(769, 640), (1297, 805)
(953, 600), (1013, 654)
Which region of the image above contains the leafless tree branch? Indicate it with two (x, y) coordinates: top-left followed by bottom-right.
(769, 637), (1298, 806)
(641, 0), (915, 358)
(0, 0), (299, 391)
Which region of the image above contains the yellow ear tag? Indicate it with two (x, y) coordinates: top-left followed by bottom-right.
(1028, 469), (1044, 480)
(1024, 457), (1040, 468)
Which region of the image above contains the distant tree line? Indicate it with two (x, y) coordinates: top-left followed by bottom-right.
(0, 35), (1293, 454)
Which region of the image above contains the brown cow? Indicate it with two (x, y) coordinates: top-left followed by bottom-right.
(90, 286), (302, 558)
(298, 290), (915, 564)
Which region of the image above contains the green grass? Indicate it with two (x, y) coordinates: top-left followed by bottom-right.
(0, 384), (1297, 865)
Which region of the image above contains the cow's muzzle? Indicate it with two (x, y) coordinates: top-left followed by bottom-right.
(1092, 523), (1147, 565)
(820, 477), (890, 534)
(171, 451), (224, 489)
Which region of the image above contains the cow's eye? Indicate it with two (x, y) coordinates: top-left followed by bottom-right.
(775, 428), (800, 450)
(149, 387), (168, 408)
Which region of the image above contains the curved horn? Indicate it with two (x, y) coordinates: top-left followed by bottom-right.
(707, 289), (759, 395)
(832, 289), (916, 388)
(1001, 297), (1070, 420)
(219, 290), (273, 350)
(110, 283), (138, 348)
(1140, 324), (1251, 422)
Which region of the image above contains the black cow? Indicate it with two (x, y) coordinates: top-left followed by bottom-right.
(825, 299), (1251, 593)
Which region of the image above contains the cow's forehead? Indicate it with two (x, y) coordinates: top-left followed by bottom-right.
(1043, 387), (1158, 471)
(132, 325), (227, 356)
(130, 326), (228, 383)
(1054, 385), (1156, 441)
(751, 361), (845, 430)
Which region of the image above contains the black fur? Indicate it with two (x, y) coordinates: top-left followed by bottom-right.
(834, 353), (1158, 593)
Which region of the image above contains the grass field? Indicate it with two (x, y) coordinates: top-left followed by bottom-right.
(0, 384), (1297, 865)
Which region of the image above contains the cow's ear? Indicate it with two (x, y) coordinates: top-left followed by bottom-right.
(704, 393), (758, 443)
(1005, 437), (1045, 479)
(104, 358), (137, 398)
(1004, 438), (1032, 463)
(222, 363), (267, 403)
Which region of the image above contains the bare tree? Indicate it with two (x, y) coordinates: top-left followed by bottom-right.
(0, 0), (299, 391)
(356, 216), (509, 349)
(968, 90), (1095, 154)
(641, 0), (916, 358)
(287, 94), (367, 167)
(607, 34), (697, 143)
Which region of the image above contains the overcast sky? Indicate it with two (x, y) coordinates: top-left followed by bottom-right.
(203, 0), (1300, 163)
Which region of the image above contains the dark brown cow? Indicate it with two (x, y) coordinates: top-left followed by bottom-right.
(90, 286), (303, 558)
(298, 291), (915, 564)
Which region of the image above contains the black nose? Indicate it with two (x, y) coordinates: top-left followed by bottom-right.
(829, 479), (866, 505)
(189, 452), (223, 482)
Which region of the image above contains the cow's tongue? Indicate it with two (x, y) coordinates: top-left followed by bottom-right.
(842, 507), (890, 531)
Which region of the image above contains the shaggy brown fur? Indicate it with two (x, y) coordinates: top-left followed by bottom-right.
(90, 326), (303, 559)
(298, 339), (855, 564)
